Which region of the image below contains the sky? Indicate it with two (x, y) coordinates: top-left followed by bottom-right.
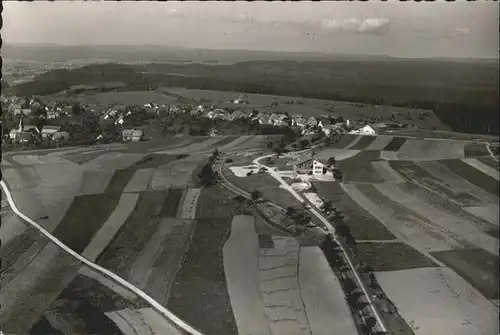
(2, 1), (499, 59)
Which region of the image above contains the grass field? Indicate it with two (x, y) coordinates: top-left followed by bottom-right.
(313, 182), (395, 240)
(430, 248), (499, 300)
(344, 183), (465, 252)
(52, 193), (121, 253)
(416, 160), (498, 205)
(326, 134), (359, 149)
(477, 157), (499, 171)
(337, 150), (385, 183)
(142, 218), (195, 305)
(356, 242), (438, 272)
(389, 160), (483, 206)
(97, 191), (167, 279)
(79, 90), (180, 105)
(348, 135), (377, 150)
(398, 182), (497, 232)
(1, 244), (82, 334)
(42, 269), (141, 335)
(63, 150), (109, 165)
(158, 188), (184, 217)
(464, 143), (491, 158)
(376, 267), (498, 335)
(439, 159), (499, 197)
(196, 186), (239, 219)
(396, 139), (465, 161)
(0, 226), (49, 289)
(150, 155), (208, 189)
(382, 136), (407, 152)
(167, 218), (237, 335)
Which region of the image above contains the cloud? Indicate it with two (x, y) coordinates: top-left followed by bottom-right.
(321, 17), (391, 35)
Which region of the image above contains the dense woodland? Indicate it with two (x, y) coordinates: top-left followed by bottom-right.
(9, 60), (499, 135)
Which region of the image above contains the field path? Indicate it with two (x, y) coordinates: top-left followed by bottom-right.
(82, 193), (139, 261)
(299, 247), (358, 335)
(0, 180), (202, 335)
(223, 215), (272, 335)
(461, 158), (500, 180)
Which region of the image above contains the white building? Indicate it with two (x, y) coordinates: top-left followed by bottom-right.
(350, 124), (376, 136)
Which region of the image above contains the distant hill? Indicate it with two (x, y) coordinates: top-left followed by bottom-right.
(8, 59), (499, 136)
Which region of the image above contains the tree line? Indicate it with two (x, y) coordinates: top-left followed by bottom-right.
(10, 62), (499, 136)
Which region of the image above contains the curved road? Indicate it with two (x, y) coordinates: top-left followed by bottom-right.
(0, 179), (203, 335)
(253, 154), (389, 334)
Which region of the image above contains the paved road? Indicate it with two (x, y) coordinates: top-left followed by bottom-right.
(253, 154), (389, 334)
(0, 179), (203, 335)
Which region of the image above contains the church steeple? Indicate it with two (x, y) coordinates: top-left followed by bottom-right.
(18, 115), (24, 132)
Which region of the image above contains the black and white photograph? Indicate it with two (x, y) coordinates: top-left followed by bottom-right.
(0, 1), (498, 335)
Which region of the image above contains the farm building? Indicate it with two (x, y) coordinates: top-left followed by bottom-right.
(350, 124), (376, 135)
(41, 125), (62, 139)
(122, 129), (144, 142)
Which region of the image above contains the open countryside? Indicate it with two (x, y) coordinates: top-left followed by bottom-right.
(1, 2), (499, 335)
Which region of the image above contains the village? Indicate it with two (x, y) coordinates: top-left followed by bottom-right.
(1, 92), (388, 148)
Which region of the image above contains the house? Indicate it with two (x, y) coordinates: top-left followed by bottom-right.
(292, 117), (307, 128)
(292, 157), (330, 176)
(306, 117), (318, 127)
(259, 115), (271, 125)
(122, 129), (144, 142)
(41, 125), (61, 139)
(350, 124), (376, 136)
(322, 125), (336, 136)
(229, 110), (245, 121)
(9, 104), (22, 115)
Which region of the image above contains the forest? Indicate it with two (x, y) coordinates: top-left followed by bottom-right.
(9, 60), (499, 135)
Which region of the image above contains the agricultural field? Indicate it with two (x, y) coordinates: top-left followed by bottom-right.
(223, 166), (301, 208)
(221, 215), (356, 335)
(313, 182), (395, 241)
(75, 90), (181, 106)
(2, 128), (499, 335)
(336, 150), (386, 183)
(0, 146), (214, 334)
